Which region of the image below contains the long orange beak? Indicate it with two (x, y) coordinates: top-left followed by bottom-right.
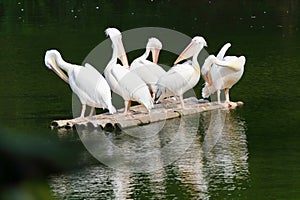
(151, 48), (160, 64)
(115, 37), (129, 67)
(119, 54), (129, 67)
(48, 58), (69, 84)
(174, 40), (196, 65)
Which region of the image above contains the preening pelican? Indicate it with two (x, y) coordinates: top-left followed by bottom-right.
(130, 38), (166, 99)
(44, 50), (116, 119)
(104, 28), (153, 114)
(201, 43), (246, 107)
(156, 36), (207, 109)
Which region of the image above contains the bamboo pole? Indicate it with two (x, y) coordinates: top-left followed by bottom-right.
(50, 97), (243, 131)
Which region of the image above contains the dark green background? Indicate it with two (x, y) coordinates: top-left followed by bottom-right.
(0, 1), (299, 199)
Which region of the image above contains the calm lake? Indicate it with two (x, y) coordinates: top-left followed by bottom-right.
(0, 1), (299, 199)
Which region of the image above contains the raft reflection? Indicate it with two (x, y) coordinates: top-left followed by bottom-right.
(49, 110), (248, 199)
(173, 109), (249, 199)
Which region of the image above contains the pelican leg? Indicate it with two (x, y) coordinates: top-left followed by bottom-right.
(151, 91), (156, 101)
(217, 90), (221, 104)
(89, 107), (95, 116)
(72, 104), (87, 123)
(80, 104), (86, 118)
(127, 100), (132, 112)
(124, 100), (131, 114)
(149, 87), (156, 101)
(179, 95), (186, 109)
(225, 88), (230, 103)
(156, 95), (164, 104)
(143, 104), (151, 113)
(225, 88), (237, 108)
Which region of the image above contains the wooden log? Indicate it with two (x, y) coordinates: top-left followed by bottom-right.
(50, 97), (243, 131)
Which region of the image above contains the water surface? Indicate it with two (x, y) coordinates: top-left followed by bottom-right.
(0, 1), (299, 199)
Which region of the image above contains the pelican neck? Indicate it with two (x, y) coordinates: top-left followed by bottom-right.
(54, 53), (74, 72)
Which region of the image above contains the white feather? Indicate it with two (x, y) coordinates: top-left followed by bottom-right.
(44, 50), (116, 115)
(201, 43), (245, 99)
(107, 63), (154, 110)
(130, 38), (166, 96)
(156, 36), (207, 106)
(156, 60), (200, 100)
(105, 28), (154, 111)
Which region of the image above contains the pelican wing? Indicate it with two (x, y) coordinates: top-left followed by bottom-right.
(131, 59), (166, 83)
(105, 64), (128, 97)
(112, 66), (153, 109)
(74, 63), (112, 107)
(112, 67), (147, 97)
(110, 64), (129, 82)
(210, 43), (232, 79)
(157, 62), (194, 96)
(85, 63), (113, 104)
(216, 56), (246, 71)
(202, 43), (231, 80)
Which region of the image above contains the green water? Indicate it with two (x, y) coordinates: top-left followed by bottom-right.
(0, 1), (299, 199)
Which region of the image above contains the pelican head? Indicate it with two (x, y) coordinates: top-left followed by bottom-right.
(174, 36), (207, 64)
(44, 50), (69, 83)
(105, 27), (129, 66)
(146, 37), (162, 64)
(105, 27), (121, 38)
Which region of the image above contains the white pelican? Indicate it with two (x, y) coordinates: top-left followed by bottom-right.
(201, 43), (246, 107)
(130, 38), (166, 99)
(104, 28), (153, 114)
(44, 50), (116, 119)
(156, 36), (207, 109)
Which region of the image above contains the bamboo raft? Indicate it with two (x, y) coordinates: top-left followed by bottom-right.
(50, 97), (243, 131)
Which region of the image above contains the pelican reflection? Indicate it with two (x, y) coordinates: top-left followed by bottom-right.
(49, 109), (248, 199)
